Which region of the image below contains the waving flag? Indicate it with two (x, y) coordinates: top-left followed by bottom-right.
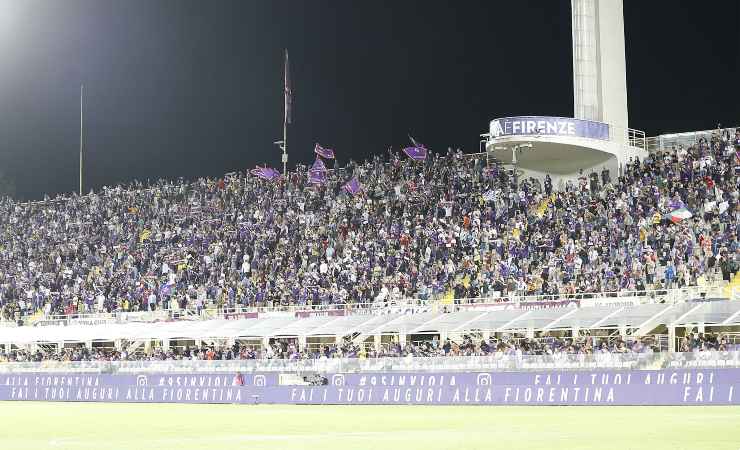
(160, 283), (175, 297)
(403, 146), (427, 161)
(284, 49), (292, 125)
(308, 169), (327, 185)
(314, 143), (335, 159)
(344, 177), (361, 196)
(251, 166), (280, 181)
(408, 135), (425, 148)
(668, 207), (693, 223)
(311, 157), (327, 173)
(668, 198), (685, 210)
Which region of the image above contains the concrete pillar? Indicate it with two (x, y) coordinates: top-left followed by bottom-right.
(162, 339), (170, 351)
(698, 323), (705, 334)
(668, 326), (676, 352)
(399, 333), (407, 350)
(144, 340), (152, 355)
(298, 335), (307, 352)
(114, 339), (122, 352)
(373, 334), (381, 352)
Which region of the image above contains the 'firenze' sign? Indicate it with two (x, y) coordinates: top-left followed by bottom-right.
(490, 116), (610, 141)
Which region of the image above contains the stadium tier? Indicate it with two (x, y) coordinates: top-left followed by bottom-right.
(2, 299), (740, 363)
(0, 129), (738, 324)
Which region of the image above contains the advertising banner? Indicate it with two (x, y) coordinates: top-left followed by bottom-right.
(579, 297), (643, 308)
(489, 116), (610, 141)
(463, 299), (580, 311)
(294, 309), (346, 318)
(1, 369), (738, 405)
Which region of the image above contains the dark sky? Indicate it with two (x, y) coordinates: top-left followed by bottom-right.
(0, 0), (738, 200)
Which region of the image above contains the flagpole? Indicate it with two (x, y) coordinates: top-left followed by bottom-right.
(282, 49), (290, 177)
(79, 84), (83, 195)
(283, 113), (287, 176)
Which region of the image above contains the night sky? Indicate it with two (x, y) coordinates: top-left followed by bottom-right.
(0, 0), (738, 200)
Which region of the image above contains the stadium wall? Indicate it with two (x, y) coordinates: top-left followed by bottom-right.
(2, 368), (738, 405)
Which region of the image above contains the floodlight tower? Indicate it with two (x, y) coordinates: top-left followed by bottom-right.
(572, 0), (629, 143)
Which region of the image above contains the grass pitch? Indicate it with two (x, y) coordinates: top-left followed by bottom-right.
(1, 402), (738, 450)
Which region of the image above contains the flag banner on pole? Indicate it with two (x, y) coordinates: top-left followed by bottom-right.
(160, 283), (175, 297)
(284, 50), (292, 125)
(314, 143), (335, 159)
(667, 207), (693, 223)
(251, 166), (281, 181)
(408, 135), (424, 148)
(343, 177), (361, 196)
(311, 157), (327, 173)
(403, 146), (427, 161)
(308, 169), (327, 184)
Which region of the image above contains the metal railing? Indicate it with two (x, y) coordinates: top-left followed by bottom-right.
(645, 126), (738, 153)
(0, 352), (661, 374)
(437, 285), (727, 310)
(2, 351), (739, 374)
(6, 284), (728, 327)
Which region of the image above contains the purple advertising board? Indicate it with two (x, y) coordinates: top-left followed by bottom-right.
(489, 116), (610, 141)
(1, 369), (739, 405)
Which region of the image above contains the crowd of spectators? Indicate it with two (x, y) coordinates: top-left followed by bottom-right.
(0, 129), (738, 322)
(2, 333), (736, 364)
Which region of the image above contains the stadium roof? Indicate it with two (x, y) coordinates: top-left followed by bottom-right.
(1, 302), (739, 344)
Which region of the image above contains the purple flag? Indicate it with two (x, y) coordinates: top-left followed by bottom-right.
(314, 143), (335, 159)
(311, 158), (327, 173)
(160, 283), (175, 296)
(308, 169), (327, 184)
(251, 167), (280, 181)
(284, 50), (292, 125)
(668, 198), (685, 210)
(403, 146), (427, 161)
(343, 177), (361, 196)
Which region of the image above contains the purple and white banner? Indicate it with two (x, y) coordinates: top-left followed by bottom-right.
(489, 116), (610, 141)
(2, 369), (739, 405)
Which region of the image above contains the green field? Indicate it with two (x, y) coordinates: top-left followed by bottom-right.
(1, 403), (739, 450)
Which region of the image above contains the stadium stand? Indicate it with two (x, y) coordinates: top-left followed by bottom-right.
(0, 128), (737, 326)
(0, 127), (737, 371)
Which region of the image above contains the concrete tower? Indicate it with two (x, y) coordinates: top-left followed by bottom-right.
(571, 0), (629, 143)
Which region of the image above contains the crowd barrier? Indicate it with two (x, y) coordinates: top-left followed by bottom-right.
(1, 352), (739, 405)
(14, 284), (728, 327)
(3, 351), (740, 374)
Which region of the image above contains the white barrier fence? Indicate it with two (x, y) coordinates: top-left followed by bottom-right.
(1, 351), (739, 374)
(12, 284), (729, 327)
